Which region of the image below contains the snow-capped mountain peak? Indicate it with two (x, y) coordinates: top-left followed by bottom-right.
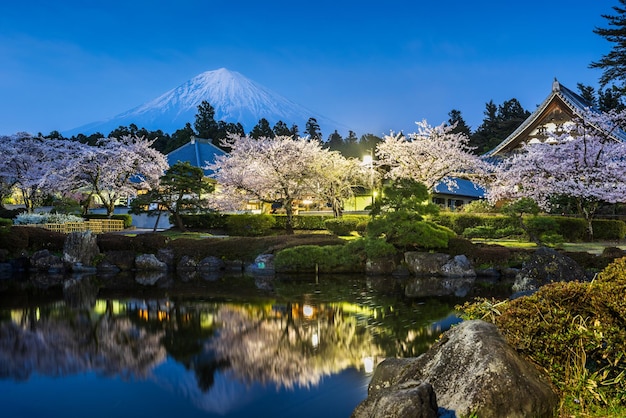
(64, 68), (343, 137)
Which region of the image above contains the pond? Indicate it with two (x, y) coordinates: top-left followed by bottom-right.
(0, 272), (507, 418)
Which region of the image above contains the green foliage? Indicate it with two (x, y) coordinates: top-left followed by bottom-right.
(344, 237), (397, 260)
(367, 211), (454, 250)
(272, 215), (330, 230)
(592, 219), (626, 240)
(226, 214), (276, 236)
(553, 217), (588, 242)
(179, 212), (228, 230)
(462, 225), (523, 239)
(324, 217), (360, 236)
(459, 257), (626, 412)
(84, 213), (133, 228)
(524, 216), (559, 241)
(274, 244), (363, 273)
(461, 199), (498, 213)
(374, 178), (439, 215)
(0, 218), (13, 227)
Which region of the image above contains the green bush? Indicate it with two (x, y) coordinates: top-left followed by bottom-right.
(324, 217), (360, 236)
(592, 219), (626, 240)
(272, 214), (330, 230)
(462, 225), (523, 239)
(344, 237), (397, 260)
(226, 214), (276, 236)
(0, 218), (12, 227)
(178, 212), (228, 230)
(274, 244), (363, 273)
(553, 217), (588, 242)
(368, 211), (454, 250)
(85, 213), (133, 228)
(460, 257), (626, 412)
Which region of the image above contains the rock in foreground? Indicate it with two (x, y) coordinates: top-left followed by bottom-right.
(353, 320), (558, 418)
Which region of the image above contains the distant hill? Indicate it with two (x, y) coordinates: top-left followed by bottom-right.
(63, 68), (346, 137)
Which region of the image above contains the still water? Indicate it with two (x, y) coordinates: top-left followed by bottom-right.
(0, 272), (493, 418)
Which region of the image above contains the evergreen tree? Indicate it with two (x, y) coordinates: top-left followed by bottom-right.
(249, 118), (275, 139)
(577, 83), (625, 112)
(194, 101), (219, 141)
(469, 99), (529, 154)
(272, 120), (292, 137)
(577, 83), (598, 106)
(326, 130), (344, 151)
(305, 117), (322, 141)
(359, 133), (383, 158)
(447, 109), (472, 137)
(590, 0), (626, 93)
(289, 124), (299, 138)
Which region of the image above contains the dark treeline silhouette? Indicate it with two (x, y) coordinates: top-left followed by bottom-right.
(37, 84), (624, 157)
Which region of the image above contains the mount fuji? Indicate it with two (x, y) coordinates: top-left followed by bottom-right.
(64, 68), (346, 137)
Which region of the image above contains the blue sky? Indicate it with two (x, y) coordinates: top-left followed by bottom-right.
(0, 0), (614, 137)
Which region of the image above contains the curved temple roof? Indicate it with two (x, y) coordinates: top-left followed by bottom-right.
(486, 79), (626, 157)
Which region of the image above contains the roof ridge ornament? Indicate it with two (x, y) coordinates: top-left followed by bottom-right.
(552, 78), (560, 93)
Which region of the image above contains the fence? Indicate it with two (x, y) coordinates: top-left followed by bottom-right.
(29, 219), (125, 234)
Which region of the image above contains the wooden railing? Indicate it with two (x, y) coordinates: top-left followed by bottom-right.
(28, 219), (125, 234)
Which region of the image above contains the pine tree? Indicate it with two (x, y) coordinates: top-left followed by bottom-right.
(590, 0), (626, 92)
(249, 118), (275, 139)
(194, 101), (219, 141)
(447, 109), (472, 137)
(305, 118), (322, 141)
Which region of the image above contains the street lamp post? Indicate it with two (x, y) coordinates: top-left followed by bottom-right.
(362, 150), (374, 207)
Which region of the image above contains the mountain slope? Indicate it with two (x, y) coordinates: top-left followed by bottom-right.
(64, 68), (344, 137)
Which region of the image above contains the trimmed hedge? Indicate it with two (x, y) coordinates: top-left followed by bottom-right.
(272, 214), (330, 230)
(225, 214), (276, 236)
(179, 212), (228, 230)
(84, 213), (133, 228)
(435, 213), (626, 241)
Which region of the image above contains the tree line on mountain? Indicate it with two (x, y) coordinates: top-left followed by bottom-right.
(36, 83), (623, 158)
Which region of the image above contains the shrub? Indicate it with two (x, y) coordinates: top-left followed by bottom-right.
(274, 244), (363, 273)
(459, 257), (626, 412)
(84, 213), (133, 228)
(178, 212), (227, 230)
(0, 218), (12, 227)
(368, 211), (454, 250)
(272, 214), (330, 230)
(14, 212), (84, 225)
(344, 237), (397, 260)
(592, 219), (626, 240)
(226, 214), (276, 236)
(324, 217), (360, 236)
(553, 217), (587, 242)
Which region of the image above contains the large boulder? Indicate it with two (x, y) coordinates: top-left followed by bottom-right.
(513, 247), (586, 293)
(404, 252), (476, 277)
(246, 254), (275, 276)
(352, 380), (438, 418)
(30, 250), (64, 273)
(355, 320), (558, 418)
(63, 231), (100, 268)
(135, 254), (168, 271)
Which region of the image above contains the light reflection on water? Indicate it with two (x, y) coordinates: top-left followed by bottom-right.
(0, 273), (484, 418)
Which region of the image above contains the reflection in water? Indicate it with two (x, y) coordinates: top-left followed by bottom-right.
(0, 274), (475, 416)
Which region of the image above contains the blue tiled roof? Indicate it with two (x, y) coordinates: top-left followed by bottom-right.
(433, 178), (486, 198)
(167, 137), (226, 176)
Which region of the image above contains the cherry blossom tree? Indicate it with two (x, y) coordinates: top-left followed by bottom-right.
(488, 109), (626, 239)
(314, 151), (369, 217)
(67, 135), (168, 216)
(375, 120), (490, 191)
(0, 133), (74, 212)
(207, 135), (365, 233)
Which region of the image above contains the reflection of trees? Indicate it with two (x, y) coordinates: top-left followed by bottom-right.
(0, 303), (166, 381)
(209, 303), (382, 389)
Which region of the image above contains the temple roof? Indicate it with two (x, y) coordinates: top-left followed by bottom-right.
(166, 137), (226, 176)
(486, 79), (626, 156)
